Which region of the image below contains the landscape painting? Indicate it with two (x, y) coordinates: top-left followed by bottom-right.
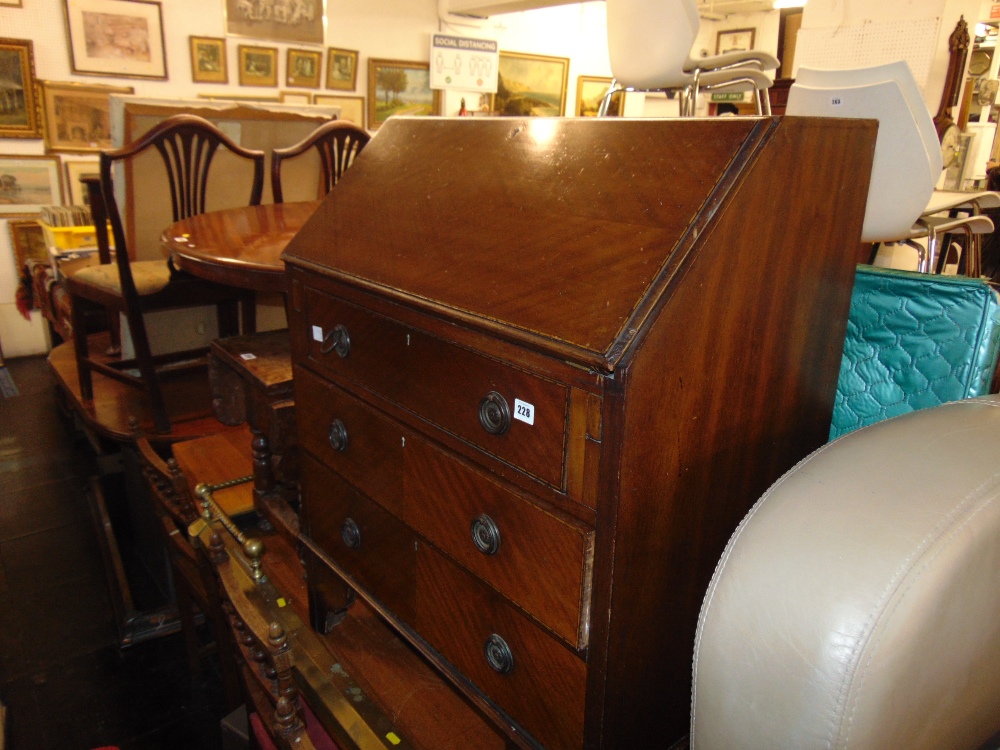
(0, 39), (42, 138)
(368, 59), (439, 131)
(225, 0), (325, 45)
(576, 75), (623, 117)
(0, 156), (63, 218)
(493, 51), (568, 117)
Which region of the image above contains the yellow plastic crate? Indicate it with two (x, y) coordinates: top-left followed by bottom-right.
(40, 222), (114, 252)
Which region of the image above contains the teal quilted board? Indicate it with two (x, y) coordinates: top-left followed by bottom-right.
(830, 266), (1000, 439)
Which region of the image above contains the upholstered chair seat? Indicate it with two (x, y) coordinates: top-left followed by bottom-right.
(70, 259), (173, 297)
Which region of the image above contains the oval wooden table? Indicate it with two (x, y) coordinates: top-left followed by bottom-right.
(161, 200), (322, 293)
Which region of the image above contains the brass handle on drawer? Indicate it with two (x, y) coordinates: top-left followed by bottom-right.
(341, 517), (361, 550)
(478, 391), (511, 435)
(320, 324), (351, 358)
(484, 634), (514, 674)
(328, 419), (349, 452)
(471, 514), (501, 556)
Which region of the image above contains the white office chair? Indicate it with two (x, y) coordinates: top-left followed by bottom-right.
(599, 0), (778, 117)
(787, 62), (997, 273)
(691, 396), (1000, 749)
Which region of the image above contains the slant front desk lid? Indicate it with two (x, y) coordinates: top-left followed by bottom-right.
(282, 116), (873, 372)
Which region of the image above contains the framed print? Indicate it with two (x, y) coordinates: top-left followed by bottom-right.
(40, 81), (134, 152)
(0, 156), (63, 218)
(224, 0), (325, 45)
(368, 58), (440, 131)
(576, 75), (623, 117)
(63, 159), (99, 205)
(0, 38), (41, 138)
(314, 94), (364, 125)
(63, 0), (167, 79)
(8, 220), (48, 268)
(493, 51), (568, 117)
(238, 44), (278, 87)
(190, 36), (227, 84)
(716, 27), (756, 54)
(287, 48), (321, 88)
(279, 91), (311, 104)
(326, 48), (358, 91)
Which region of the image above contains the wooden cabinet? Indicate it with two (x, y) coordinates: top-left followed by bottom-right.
(283, 116), (877, 748)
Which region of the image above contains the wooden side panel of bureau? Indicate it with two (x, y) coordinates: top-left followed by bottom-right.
(283, 117), (877, 748)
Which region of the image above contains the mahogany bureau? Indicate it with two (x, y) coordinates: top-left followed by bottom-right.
(282, 117), (876, 748)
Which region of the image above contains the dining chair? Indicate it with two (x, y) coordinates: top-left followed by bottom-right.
(270, 120), (371, 203)
(599, 0), (778, 116)
(66, 114), (265, 433)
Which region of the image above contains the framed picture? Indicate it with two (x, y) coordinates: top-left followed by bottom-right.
(0, 0), (24, 6)
(40, 81), (134, 152)
(287, 48), (321, 88)
(279, 91), (311, 105)
(238, 44), (278, 87)
(7, 220), (48, 268)
(0, 38), (41, 139)
(716, 27), (756, 54)
(190, 36), (227, 84)
(63, 159), (99, 205)
(576, 75), (623, 117)
(63, 0), (167, 79)
(224, 0), (325, 45)
(198, 93), (281, 103)
(326, 48), (358, 91)
(368, 58), (440, 131)
(314, 94), (364, 125)
(0, 156), (63, 218)
(493, 50), (568, 117)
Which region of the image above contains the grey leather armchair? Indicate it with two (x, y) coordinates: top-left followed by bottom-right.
(692, 396), (1000, 750)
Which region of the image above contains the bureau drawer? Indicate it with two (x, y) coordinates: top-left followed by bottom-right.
(302, 287), (569, 488)
(297, 367), (593, 647)
(300, 454), (586, 750)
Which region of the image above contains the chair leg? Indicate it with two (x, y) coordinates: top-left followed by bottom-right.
(127, 309), (171, 433)
(70, 296), (94, 401)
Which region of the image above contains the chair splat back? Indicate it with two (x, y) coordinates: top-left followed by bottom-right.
(271, 120), (371, 203)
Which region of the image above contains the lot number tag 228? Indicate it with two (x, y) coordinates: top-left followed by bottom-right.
(514, 398), (534, 425)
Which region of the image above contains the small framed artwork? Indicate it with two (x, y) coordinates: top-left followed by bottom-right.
(279, 91), (312, 105)
(238, 44), (278, 87)
(224, 0), (324, 45)
(493, 50), (569, 117)
(190, 36), (227, 84)
(8, 220), (48, 268)
(716, 27), (756, 54)
(576, 75), (624, 117)
(287, 48), (321, 89)
(0, 38), (42, 139)
(63, 159), (100, 205)
(368, 58), (440, 131)
(40, 81), (134, 152)
(326, 48), (358, 91)
(0, 156), (63, 218)
(63, 0), (167, 79)
(314, 94), (364, 125)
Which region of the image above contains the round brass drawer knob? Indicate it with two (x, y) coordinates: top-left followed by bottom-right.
(328, 419), (348, 452)
(471, 514), (501, 556)
(341, 517), (361, 550)
(478, 391), (511, 435)
(484, 634), (514, 674)
(320, 324), (351, 358)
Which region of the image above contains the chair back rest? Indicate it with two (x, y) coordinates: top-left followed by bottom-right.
(691, 395), (1000, 750)
(99, 114), (265, 301)
(787, 65), (936, 242)
(606, 0), (697, 89)
(270, 120), (371, 203)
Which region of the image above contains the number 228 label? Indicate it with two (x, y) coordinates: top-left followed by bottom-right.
(513, 398), (535, 425)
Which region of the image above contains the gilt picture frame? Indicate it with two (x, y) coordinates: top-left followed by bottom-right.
(7, 220), (48, 268)
(326, 47), (358, 91)
(190, 36), (227, 84)
(0, 38), (42, 139)
(287, 48), (321, 88)
(0, 155), (63, 218)
(576, 75), (623, 117)
(368, 58), (439, 131)
(40, 80), (134, 152)
(63, 159), (100, 205)
(238, 44), (278, 87)
(314, 94), (364, 125)
(492, 50), (568, 117)
(63, 0), (167, 80)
